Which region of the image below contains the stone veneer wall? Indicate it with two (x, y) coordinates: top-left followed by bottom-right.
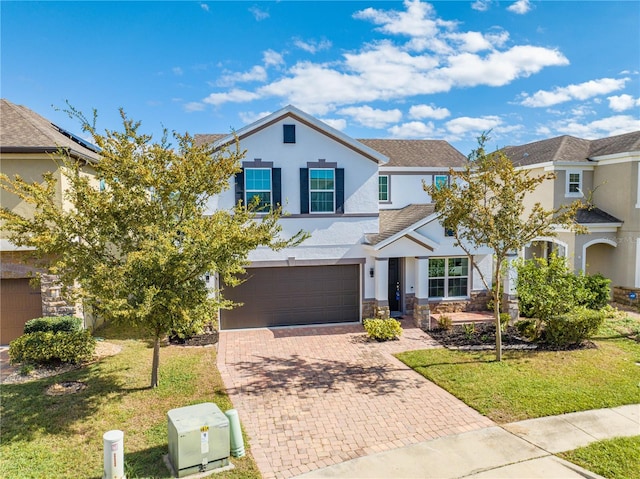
(40, 274), (78, 317)
(428, 290), (490, 314)
(613, 286), (639, 307)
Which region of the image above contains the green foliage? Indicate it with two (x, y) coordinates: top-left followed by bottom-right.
(581, 273), (611, 310)
(517, 255), (612, 321)
(560, 436), (640, 479)
(515, 319), (539, 341)
(463, 322), (476, 339)
(424, 132), (584, 361)
(499, 313), (510, 332)
(363, 318), (403, 341)
(543, 307), (606, 347)
(9, 330), (96, 365)
(23, 315), (82, 334)
(437, 314), (453, 331)
(0, 105), (307, 387)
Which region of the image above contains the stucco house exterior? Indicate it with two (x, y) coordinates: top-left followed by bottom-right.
(0, 98), (99, 344)
(502, 131), (640, 305)
(197, 105), (493, 330)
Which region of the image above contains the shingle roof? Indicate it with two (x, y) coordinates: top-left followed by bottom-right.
(0, 98), (99, 161)
(576, 206), (622, 225)
(588, 130), (640, 158)
(502, 130), (640, 167)
(358, 139), (467, 167)
(194, 133), (227, 147)
(365, 204), (436, 245)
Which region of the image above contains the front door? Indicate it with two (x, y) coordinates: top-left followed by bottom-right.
(388, 258), (401, 315)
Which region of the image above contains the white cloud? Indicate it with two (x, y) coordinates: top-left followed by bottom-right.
(320, 118), (347, 131)
(337, 105), (402, 128)
(249, 5), (269, 21)
(409, 104), (450, 120)
(184, 102), (205, 112)
(195, 1), (569, 114)
(445, 115), (502, 135)
(294, 38), (332, 54)
(239, 110), (273, 125)
(172, 67), (183, 76)
(549, 115), (640, 139)
(507, 0), (531, 14)
(200, 3), (209, 12)
(521, 78), (629, 107)
(471, 0), (492, 12)
(217, 66), (267, 87)
(203, 89), (260, 106)
(607, 94), (640, 112)
(388, 120), (437, 138)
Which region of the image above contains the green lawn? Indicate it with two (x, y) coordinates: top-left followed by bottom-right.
(0, 322), (261, 479)
(396, 316), (640, 423)
(560, 436), (640, 479)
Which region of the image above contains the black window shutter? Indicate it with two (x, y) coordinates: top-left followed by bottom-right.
(300, 168), (309, 214)
(234, 169), (245, 205)
(272, 168), (281, 208)
(335, 168), (345, 214)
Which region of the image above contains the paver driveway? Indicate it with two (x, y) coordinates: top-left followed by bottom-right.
(217, 319), (495, 479)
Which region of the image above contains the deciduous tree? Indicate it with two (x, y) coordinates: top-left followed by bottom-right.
(425, 133), (583, 361)
(0, 107), (306, 387)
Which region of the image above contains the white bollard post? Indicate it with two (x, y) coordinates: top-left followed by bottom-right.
(103, 430), (126, 479)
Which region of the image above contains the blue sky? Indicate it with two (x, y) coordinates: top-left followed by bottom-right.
(2, 0), (639, 154)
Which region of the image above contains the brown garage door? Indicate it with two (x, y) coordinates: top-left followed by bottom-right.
(220, 265), (360, 329)
(1, 278), (43, 344)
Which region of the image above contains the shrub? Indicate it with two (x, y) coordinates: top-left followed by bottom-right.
(463, 323), (475, 339)
(580, 273), (611, 310)
(543, 307), (605, 347)
(363, 318), (403, 341)
(437, 315), (453, 331)
(499, 313), (511, 332)
(24, 316), (82, 334)
(515, 319), (538, 341)
(9, 330), (96, 365)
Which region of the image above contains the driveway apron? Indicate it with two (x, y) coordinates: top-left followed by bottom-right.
(217, 319), (495, 479)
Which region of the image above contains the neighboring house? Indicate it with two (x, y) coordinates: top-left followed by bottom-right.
(197, 105), (493, 331)
(0, 98), (100, 344)
(502, 131), (640, 304)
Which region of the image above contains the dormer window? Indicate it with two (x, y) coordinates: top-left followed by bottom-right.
(566, 170), (582, 197)
(283, 124), (296, 143)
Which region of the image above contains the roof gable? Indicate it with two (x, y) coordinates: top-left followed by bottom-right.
(0, 98), (99, 161)
(197, 105), (388, 165)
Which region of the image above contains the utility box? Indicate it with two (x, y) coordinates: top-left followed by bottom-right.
(167, 403), (230, 477)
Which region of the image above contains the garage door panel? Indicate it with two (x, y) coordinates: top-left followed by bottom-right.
(1, 278), (43, 345)
(220, 265), (360, 329)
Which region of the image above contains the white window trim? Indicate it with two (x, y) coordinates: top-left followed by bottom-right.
(565, 169), (583, 198)
(428, 257), (470, 299)
(636, 163), (640, 209)
(244, 167), (272, 208)
(378, 175), (389, 202)
(309, 168), (335, 213)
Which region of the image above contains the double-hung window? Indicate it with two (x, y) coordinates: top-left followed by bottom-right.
(428, 257), (469, 298)
(434, 175), (448, 190)
(379, 175), (389, 201)
(566, 170), (582, 197)
(309, 168), (335, 213)
(245, 168), (272, 210)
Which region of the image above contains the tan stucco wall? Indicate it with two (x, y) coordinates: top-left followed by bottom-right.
(522, 166), (555, 213)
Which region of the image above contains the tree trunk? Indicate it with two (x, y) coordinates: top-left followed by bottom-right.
(151, 335), (160, 388)
(494, 261), (503, 362)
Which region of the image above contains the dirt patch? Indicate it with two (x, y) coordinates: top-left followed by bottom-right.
(45, 380), (87, 396)
(2, 340), (122, 385)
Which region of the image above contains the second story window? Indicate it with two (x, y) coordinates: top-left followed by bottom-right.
(566, 170), (582, 196)
(434, 175), (448, 190)
(378, 175), (389, 201)
(283, 124), (296, 143)
(245, 168), (272, 210)
(309, 168), (335, 212)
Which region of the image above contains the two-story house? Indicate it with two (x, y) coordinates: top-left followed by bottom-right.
(0, 98), (100, 344)
(502, 131), (640, 304)
(197, 105), (493, 330)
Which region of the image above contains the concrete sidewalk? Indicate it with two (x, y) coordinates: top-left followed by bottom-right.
(296, 404), (639, 478)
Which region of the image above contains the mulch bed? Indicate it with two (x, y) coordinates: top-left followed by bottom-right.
(426, 322), (596, 351)
(169, 331), (219, 347)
